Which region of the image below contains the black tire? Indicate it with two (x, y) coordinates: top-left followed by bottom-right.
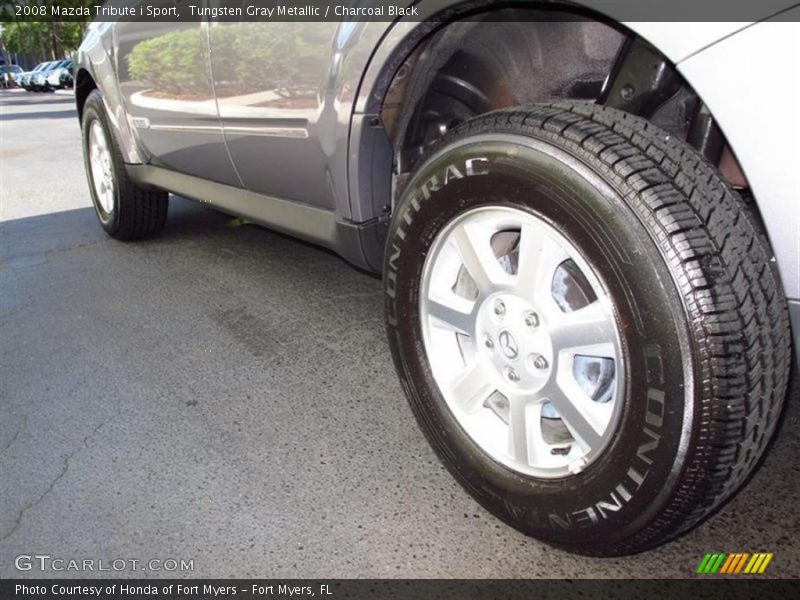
(81, 89), (168, 240)
(384, 102), (791, 555)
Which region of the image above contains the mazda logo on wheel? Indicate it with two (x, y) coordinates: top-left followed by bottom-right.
(498, 331), (519, 360)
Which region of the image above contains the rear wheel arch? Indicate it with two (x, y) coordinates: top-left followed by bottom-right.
(74, 68), (97, 121)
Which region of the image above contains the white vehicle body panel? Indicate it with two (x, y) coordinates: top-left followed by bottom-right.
(622, 22), (753, 63)
(677, 15), (800, 299)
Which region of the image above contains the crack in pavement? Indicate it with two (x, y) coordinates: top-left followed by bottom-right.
(0, 415), (115, 544)
(0, 414), (27, 459)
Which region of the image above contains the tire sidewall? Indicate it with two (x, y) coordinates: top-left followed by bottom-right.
(384, 135), (696, 551)
(81, 92), (122, 233)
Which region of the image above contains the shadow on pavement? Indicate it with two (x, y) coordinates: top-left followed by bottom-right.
(0, 109), (76, 121)
(0, 197), (226, 265)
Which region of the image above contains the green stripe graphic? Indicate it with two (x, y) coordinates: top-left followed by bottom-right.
(710, 553), (727, 574)
(705, 553), (719, 574)
(697, 554), (712, 574)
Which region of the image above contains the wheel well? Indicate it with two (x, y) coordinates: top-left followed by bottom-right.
(383, 12), (623, 172)
(74, 68), (97, 121)
(376, 8), (746, 191)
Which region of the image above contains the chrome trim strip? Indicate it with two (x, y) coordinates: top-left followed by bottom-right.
(145, 124), (309, 139)
(147, 124), (224, 134)
(222, 126), (309, 139)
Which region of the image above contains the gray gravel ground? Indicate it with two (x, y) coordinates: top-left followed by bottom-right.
(1, 89), (798, 579)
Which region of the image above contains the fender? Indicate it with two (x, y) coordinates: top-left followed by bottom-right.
(76, 22), (146, 165)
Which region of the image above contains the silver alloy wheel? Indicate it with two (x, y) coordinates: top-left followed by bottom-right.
(88, 120), (115, 215)
(420, 206), (624, 478)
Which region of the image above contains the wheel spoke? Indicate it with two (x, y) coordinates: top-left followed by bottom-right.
(508, 397), (531, 465)
(508, 398), (550, 467)
(447, 358), (496, 414)
(516, 222), (571, 300)
(94, 124), (108, 153)
(542, 382), (604, 452)
(450, 223), (509, 296)
(426, 297), (474, 335)
(550, 301), (617, 356)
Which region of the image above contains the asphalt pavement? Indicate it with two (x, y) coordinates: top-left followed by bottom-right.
(1, 88), (798, 578)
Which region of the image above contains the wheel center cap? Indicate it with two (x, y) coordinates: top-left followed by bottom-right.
(497, 330), (520, 360)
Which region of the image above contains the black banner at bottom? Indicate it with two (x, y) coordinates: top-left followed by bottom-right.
(2, 579), (799, 600)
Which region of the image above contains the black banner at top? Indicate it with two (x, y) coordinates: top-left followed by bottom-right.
(2, 0), (800, 23)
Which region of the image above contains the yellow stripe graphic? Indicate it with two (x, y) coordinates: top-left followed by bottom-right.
(744, 554), (760, 574)
(750, 554), (764, 574)
(757, 554), (773, 574)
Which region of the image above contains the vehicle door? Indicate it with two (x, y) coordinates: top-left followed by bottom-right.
(113, 2), (240, 186)
(207, 14), (339, 208)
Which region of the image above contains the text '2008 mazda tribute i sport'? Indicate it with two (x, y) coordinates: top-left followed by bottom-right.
(75, 3), (799, 555)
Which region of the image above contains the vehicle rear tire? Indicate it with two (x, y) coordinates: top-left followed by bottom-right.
(81, 89), (168, 240)
(383, 102), (791, 555)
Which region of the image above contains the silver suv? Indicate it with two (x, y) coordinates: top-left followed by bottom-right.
(76, 6), (798, 555)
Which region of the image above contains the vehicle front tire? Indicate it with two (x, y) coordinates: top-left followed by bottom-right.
(384, 103), (791, 555)
(81, 89), (168, 240)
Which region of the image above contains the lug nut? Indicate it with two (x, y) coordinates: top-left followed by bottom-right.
(494, 300), (506, 318)
(504, 366), (520, 383)
(534, 356), (549, 370)
(484, 334), (494, 349)
(524, 311), (540, 328)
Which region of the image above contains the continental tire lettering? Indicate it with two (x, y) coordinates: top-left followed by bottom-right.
(596, 492), (626, 519)
(636, 388), (665, 465)
(627, 466), (647, 488)
(636, 427), (662, 466)
(548, 513), (571, 530)
(615, 483), (632, 502)
(548, 489), (631, 529)
(574, 507), (599, 527)
(645, 388), (665, 428)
